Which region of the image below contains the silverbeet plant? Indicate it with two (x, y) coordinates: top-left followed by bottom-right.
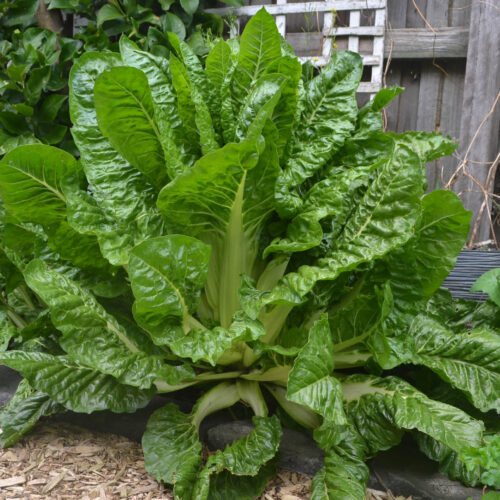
(0, 8), (499, 499)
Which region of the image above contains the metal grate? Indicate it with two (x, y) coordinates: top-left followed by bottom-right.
(206, 0), (387, 95)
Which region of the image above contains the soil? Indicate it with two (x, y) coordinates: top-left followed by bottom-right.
(0, 421), (411, 500)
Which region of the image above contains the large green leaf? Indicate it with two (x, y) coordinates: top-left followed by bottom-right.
(406, 315), (500, 412)
(206, 461), (277, 500)
(129, 235), (210, 342)
(311, 428), (369, 500)
(143, 383), (241, 499)
(69, 52), (163, 266)
(0, 351), (154, 413)
(0, 145), (76, 226)
(194, 415), (281, 499)
(94, 66), (168, 189)
(416, 433), (481, 487)
(287, 315), (346, 423)
(0, 145), (112, 273)
(471, 268), (500, 307)
(24, 259), (193, 388)
(265, 164), (375, 255)
(276, 51), (363, 217)
(119, 36), (189, 177)
(0, 379), (63, 448)
(341, 374), (484, 457)
(230, 8), (282, 116)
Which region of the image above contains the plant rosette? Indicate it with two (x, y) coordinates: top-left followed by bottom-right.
(0, 8), (499, 499)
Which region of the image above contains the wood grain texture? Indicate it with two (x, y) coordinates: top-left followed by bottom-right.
(454, 1), (500, 242)
(384, 27), (469, 58)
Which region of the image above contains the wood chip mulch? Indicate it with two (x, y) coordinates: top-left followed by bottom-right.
(0, 421), (411, 499)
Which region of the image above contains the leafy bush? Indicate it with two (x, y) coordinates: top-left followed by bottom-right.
(0, 8), (499, 499)
(0, 0), (233, 156)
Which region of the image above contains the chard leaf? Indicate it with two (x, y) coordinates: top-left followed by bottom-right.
(69, 52), (163, 266)
(206, 39), (236, 138)
(242, 144), (422, 317)
(205, 461), (277, 500)
(413, 190), (471, 296)
(24, 259), (192, 388)
(143, 384), (240, 498)
(94, 66), (168, 189)
(158, 140), (278, 328)
(235, 74), (285, 141)
(276, 51), (362, 217)
(194, 415), (281, 499)
(287, 315), (346, 423)
(416, 433), (481, 487)
(0, 145), (76, 226)
(265, 164), (375, 256)
(166, 33), (218, 127)
(230, 8), (282, 116)
(265, 56), (302, 158)
(311, 428), (369, 500)
(0, 379), (63, 448)
(0, 351), (154, 413)
(471, 268), (500, 307)
(129, 235), (211, 342)
(0, 145), (112, 273)
(407, 315), (500, 412)
(143, 403), (202, 499)
(119, 36), (189, 176)
(341, 374), (484, 457)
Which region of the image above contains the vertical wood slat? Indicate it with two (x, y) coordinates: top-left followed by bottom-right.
(371, 8), (386, 94)
(275, 0), (287, 37)
(348, 10), (360, 52)
(417, 0), (449, 190)
(454, 2), (500, 243)
(322, 12), (334, 59)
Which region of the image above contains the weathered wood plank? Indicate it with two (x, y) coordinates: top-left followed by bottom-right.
(387, 0), (408, 29)
(449, 0), (472, 27)
(395, 61), (422, 132)
(206, 0), (385, 16)
(438, 60), (465, 189)
(420, 0), (449, 191)
(453, 2), (500, 243)
(384, 27), (469, 58)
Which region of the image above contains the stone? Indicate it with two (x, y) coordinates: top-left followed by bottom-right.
(0, 366), (22, 407)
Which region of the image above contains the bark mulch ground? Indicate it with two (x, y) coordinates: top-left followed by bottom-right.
(0, 421), (411, 500)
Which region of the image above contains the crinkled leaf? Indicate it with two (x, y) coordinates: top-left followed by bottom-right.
(230, 9), (281, 116)
(129, 235), (210, 342)
(242, 144), (422, 317)
(69, 52), (163, 266)
(94, 66), (168, 188)
(341, 374), (484, 457)
(24, 259), (193, 388)
(406, 315), (500, 412)
(276, 51), (362, 217)
(0, 351), (154, 413)
(287, 315), (346, 423)
(0, 379), (63, 448)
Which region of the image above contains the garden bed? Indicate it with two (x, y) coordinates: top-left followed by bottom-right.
(0, 421), (409, 500)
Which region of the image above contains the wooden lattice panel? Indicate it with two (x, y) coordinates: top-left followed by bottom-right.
(206, 0), (387, 94)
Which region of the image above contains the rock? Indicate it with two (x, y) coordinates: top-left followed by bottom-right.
(206, 420), (324, 476)
(368, 441), (484, 500)
(0, 366), (22, 407)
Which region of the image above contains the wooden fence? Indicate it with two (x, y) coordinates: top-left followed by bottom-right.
(209, 0), (500, 246)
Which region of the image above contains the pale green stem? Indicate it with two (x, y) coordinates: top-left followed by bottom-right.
(237, 380), (268, 417)
(192, 382), (240, 430)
